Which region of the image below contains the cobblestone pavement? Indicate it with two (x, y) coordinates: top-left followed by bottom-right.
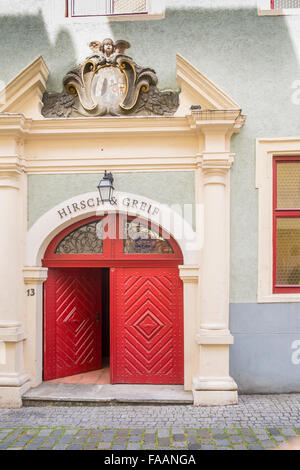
(0, 394), (299, 450)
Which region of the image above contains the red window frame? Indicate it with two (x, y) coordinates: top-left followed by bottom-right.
(65, 0), (148, 18)
(273, 155), (300, 293)
(43, 214), (183, 268)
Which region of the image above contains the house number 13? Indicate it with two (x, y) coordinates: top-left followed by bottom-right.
(26, 289), (35, 297)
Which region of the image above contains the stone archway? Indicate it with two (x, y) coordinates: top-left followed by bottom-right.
(23, 191), (199, 392)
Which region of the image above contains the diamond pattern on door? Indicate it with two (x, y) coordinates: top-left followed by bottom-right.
(44, 268), (102, 380)
(111, 267), (183, 384)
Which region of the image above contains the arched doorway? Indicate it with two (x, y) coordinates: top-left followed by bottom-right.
(42, 213), (184, 385)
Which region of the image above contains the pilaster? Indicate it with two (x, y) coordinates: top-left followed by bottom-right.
(23, 268), (48, 387)
(189, 109), (245, 406)
(179, 265), (199, 391)
(0, 128), (29, 407)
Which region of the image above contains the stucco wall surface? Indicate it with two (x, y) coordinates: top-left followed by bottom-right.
(1, 1), (300, 302)
(28, 172), (195, 229)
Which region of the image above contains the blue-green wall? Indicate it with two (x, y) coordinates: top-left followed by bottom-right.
(27, 172), (195, 229)
(2, 1), (300, 302)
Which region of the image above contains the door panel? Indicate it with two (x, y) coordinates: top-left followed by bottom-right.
(44, 268), (102, 380)
(110, 267), (183, 384)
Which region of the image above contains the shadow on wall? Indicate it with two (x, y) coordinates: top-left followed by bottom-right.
(0, 10), (76, 92)
(110, 7), (300, 135)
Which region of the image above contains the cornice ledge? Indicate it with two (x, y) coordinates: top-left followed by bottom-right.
(187, 109), (246, 134)
(176, 55), (241, 110)
(0, 156), (27, 175)
(179, 265), (199, 283)
(0, 113), (32, 136)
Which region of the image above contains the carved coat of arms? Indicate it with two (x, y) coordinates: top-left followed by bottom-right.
(42, 38), (179, 118)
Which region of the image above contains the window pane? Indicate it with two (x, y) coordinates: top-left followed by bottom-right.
(113, 0), (147, 14)
(123, 220), (174, 254)
(277, 162), (300, 209)
(276, 218), (300, 285)
(274, 0), (300, 7)
(71, 0), (107, 16)
(55, 221), (103, 254)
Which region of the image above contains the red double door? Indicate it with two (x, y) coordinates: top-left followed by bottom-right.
(43, 216), (184, 384)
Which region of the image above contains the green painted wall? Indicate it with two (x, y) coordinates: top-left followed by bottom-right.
(1, 1), (300, 302)
(28, 171), (195, 229)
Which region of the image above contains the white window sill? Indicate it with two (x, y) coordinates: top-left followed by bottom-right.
(258, 8), (300, 15)
(258, 294), (300, 303)
(65, 12), (165, 22)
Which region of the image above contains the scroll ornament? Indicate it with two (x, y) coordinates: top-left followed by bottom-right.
(42, 38), (179, 118)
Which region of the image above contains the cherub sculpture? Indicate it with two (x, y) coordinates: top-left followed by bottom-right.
(88, 38), (131, 65)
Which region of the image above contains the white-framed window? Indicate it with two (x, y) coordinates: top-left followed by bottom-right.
(258, 0), (300, 15)
(65, 0), (165, 21)
(256, 137), (300, 303)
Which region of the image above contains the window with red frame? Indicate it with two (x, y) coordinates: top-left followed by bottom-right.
(271, 0), (300, 8)
(273, 156), (300, 293)
(66, 0), (148, 17)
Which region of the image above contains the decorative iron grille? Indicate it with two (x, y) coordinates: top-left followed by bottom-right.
(272, 0), (300, 8)
(276, 218), (300, 285)
(123, 220), (174, 254)
(55, 221), (103, 254)
(113, 0), (147, 14)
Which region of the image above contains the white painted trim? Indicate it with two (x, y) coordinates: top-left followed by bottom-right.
(256, 137), (300, 303)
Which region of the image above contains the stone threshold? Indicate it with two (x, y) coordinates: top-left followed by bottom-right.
(22, 383), (193, 406)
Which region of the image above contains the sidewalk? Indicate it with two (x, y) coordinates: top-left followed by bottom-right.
(0, 394), (300, 450)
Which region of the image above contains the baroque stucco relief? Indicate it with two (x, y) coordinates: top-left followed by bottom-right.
(42, 38), (179, 118)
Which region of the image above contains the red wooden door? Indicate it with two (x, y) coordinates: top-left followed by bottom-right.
(44, 268), (102, 380)
(110, 267), (183, 384)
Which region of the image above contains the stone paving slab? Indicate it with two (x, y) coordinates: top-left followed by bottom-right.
(0, 394), (300, 450)
(0, 425), (299, 450)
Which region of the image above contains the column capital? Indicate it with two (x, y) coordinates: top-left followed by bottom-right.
(0, 157), (26, 189)
(201, 152), (235, 170)
(179, 265), (199, 283)
(23, 267), (48, 284)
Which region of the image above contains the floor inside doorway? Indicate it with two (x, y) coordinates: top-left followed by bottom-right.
(47, 358), (110, 385)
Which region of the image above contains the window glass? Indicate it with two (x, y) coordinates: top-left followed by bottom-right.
(277, 163), (300, 209)
(273, 0), (300, 8)
(72, 0), (106, 16)
(276, 218), (300, 285)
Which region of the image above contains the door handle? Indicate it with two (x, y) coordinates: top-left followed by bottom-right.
(95, 313), (100, 325)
